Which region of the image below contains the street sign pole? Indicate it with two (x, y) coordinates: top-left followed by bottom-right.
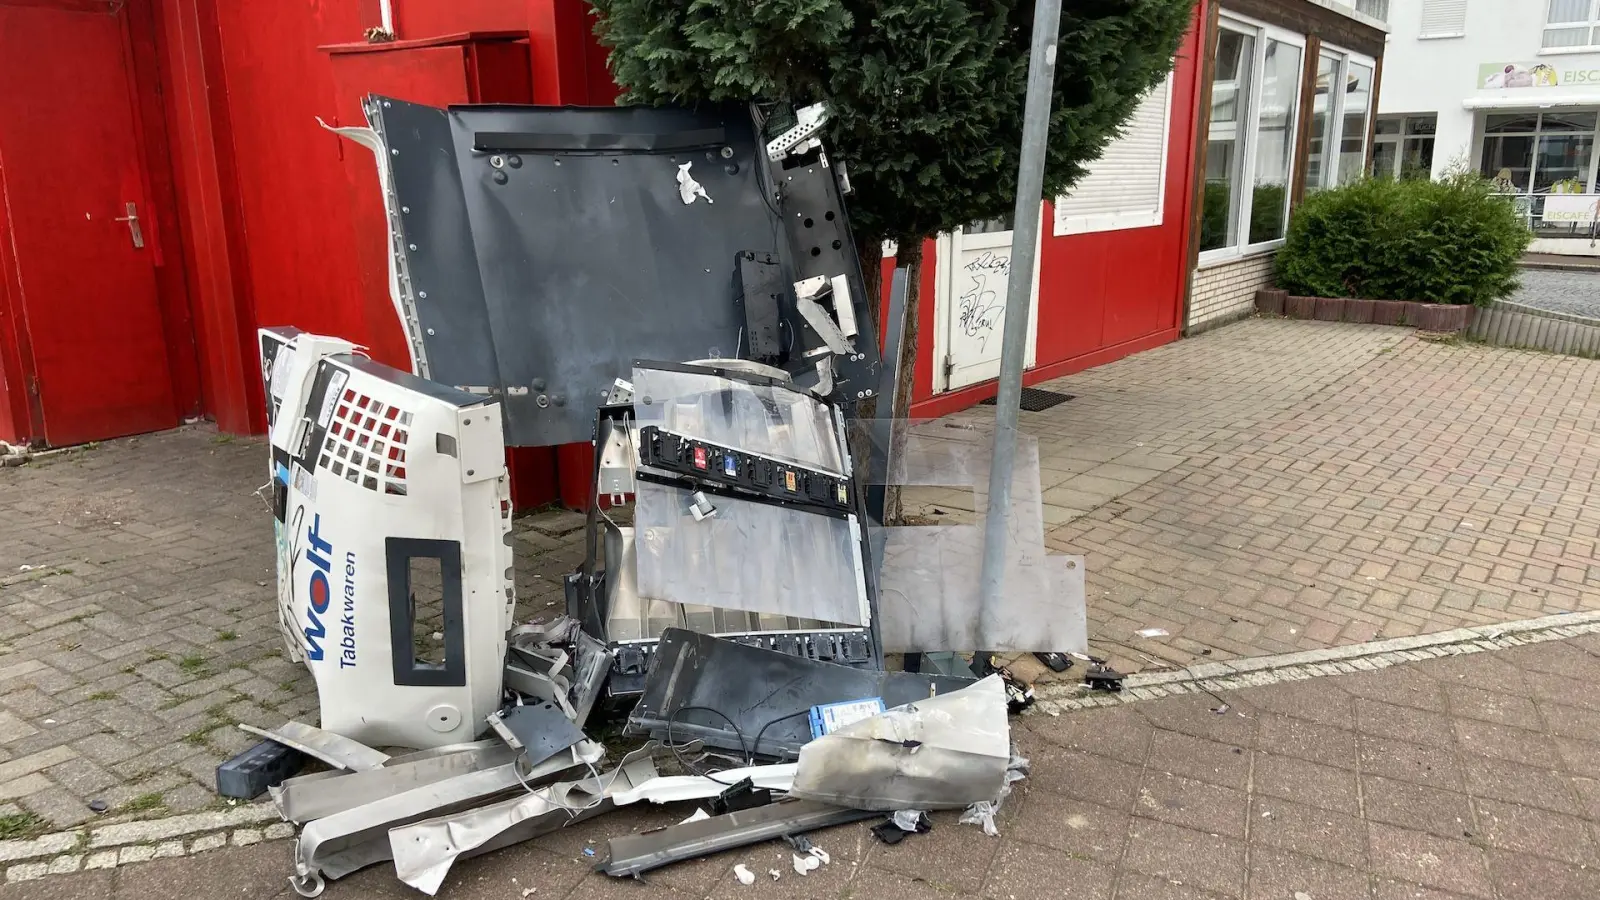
(976, 0), (1062, 652)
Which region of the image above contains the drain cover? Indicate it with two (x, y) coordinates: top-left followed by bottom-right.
(980, 388), (1074, 412)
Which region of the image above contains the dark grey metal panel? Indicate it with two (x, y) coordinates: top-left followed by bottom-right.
(452, 103), (765, 446)
(368, 98), (503, 397)
(369, 97), (881, 447)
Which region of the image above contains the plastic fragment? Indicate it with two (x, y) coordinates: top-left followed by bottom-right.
(679, 808), (710, 825)
(959, 752), (1029, 836)
(768, 870), (781, 881)
(733, 865), (755, 885)
(1136, 628), (1169, 638)
(792, 854), (820, 876)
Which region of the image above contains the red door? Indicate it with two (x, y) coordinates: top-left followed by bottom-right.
(0, 1), (180, 445)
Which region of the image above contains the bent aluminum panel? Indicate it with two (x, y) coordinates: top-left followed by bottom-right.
(240, 722), (389, 772)
(270, 741), (518, 823)
(607, 763), (796, 806)
(599, 799), (874, 878)
(389, 745), (662, 895)
(367, 98), (880, 446)
(291, 742), (599, 884)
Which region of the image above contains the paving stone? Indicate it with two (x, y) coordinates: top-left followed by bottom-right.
(1359, 737), (1465, 791)
(1135, 772), (1247, 839)
(1247, 846), (1369, 900)
(982, 840), (1114, 900)
(1462, 755), (1582, 817)
(1251, 714), (1358, 769)
(1452, 718), (1565, 770)
(1356, 700), (1458, 748)
(1026, 744), (1143, 812)
(1143, 731), (1249, 790)
(1251, 796), (1368, 869)
(1469, 798), (1600, 866)
(1253, 752), (1361, 816)
(1442, 684), (1543, 730)
(1486, 846), (1600, 900)
(1009, 788), (1130, 864)
(1367, 823), (1494, 898)
(1123, 820), (1245, 898)
(1361, 775), (1473, 839)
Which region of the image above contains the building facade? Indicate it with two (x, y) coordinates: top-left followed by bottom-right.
(1381, 0), (1600, 254)
(0, 0), (1384, 508)
(1186, 0), (1388, 332)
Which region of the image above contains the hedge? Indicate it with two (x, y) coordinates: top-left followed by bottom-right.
(1274, 175), (1531, 306)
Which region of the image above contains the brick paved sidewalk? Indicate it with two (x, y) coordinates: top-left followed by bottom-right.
(1, 317), (1598, 830)
(13, 631), (1600, 899)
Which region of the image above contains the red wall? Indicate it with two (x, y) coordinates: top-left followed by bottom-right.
(899, 2), (1205, 419)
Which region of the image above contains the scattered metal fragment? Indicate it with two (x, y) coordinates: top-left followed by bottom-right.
(241, 721), (390, 772)
(789, 676), (1011, 811)
(597, 800), (874, 878)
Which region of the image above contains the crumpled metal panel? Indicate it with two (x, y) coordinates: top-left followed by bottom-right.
(367, 98), (881, 446)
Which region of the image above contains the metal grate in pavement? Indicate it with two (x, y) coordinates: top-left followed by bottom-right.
(980, 387), (1074, 412)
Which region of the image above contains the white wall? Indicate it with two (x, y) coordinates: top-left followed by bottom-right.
(1381, 0), (1600, 178)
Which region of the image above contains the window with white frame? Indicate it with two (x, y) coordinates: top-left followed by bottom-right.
(1304, 46), (1377, 194)
(1419, 0), (1467, 38)
(1199, 16), (1304, 259)
(1053, 75), (1173, 236)
(1545, 0), (1600, 51)
(1371, 115), (1437, 179)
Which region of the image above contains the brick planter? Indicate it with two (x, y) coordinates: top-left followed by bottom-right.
(1263, 291), (1471, 334)
(1255, 289), (1287, 317)
(1344, 298), (1376, 324)
(1285, 295), (1318, 319)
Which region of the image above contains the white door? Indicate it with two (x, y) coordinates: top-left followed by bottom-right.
(936, 214), (1042, 391)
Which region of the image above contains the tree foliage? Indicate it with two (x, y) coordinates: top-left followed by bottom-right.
(591, 0), (1196, 245)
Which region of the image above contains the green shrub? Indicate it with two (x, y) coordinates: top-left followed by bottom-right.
(1276, 174), (1531, 306)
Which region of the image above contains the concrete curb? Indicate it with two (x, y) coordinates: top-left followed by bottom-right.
(1, 804), (286, 884)
(1034, 610), (1600, 712)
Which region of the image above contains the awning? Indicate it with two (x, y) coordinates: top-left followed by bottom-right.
(1464, 94), (1600, 110)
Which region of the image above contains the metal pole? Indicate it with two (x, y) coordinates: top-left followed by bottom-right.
(976, 0), (1062, 650)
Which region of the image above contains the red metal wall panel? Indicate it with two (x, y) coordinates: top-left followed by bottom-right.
(904, 2), (1205, 419)
(211, 1), (365, 429)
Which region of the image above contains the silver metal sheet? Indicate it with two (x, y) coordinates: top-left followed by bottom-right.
(241, 722), (389, 772)
(270, 741), (518, 824)
(634, 484), (866, 626)
(600, 799), (874, 878)
(291, 741), (601, 886)
(389, 745), (663, 895)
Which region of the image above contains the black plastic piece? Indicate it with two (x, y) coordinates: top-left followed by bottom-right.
(216, 739), (306, 800)
(636, 425), (852, 514)
(708, 777), (774, 816)
(627, 629), (975, 760)
(736, 252), (785, 362)
(1085, 663), (1125, 692)
(1035, 651), (1073, 672)
(494, 702), (587, 767)
(385, 537), (467, 687)
(870, 811), (932, 844)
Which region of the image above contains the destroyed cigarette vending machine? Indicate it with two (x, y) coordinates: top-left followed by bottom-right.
(259, 328), (515, 749)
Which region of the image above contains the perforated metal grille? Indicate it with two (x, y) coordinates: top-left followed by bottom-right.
(319, 389), (414, 495)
